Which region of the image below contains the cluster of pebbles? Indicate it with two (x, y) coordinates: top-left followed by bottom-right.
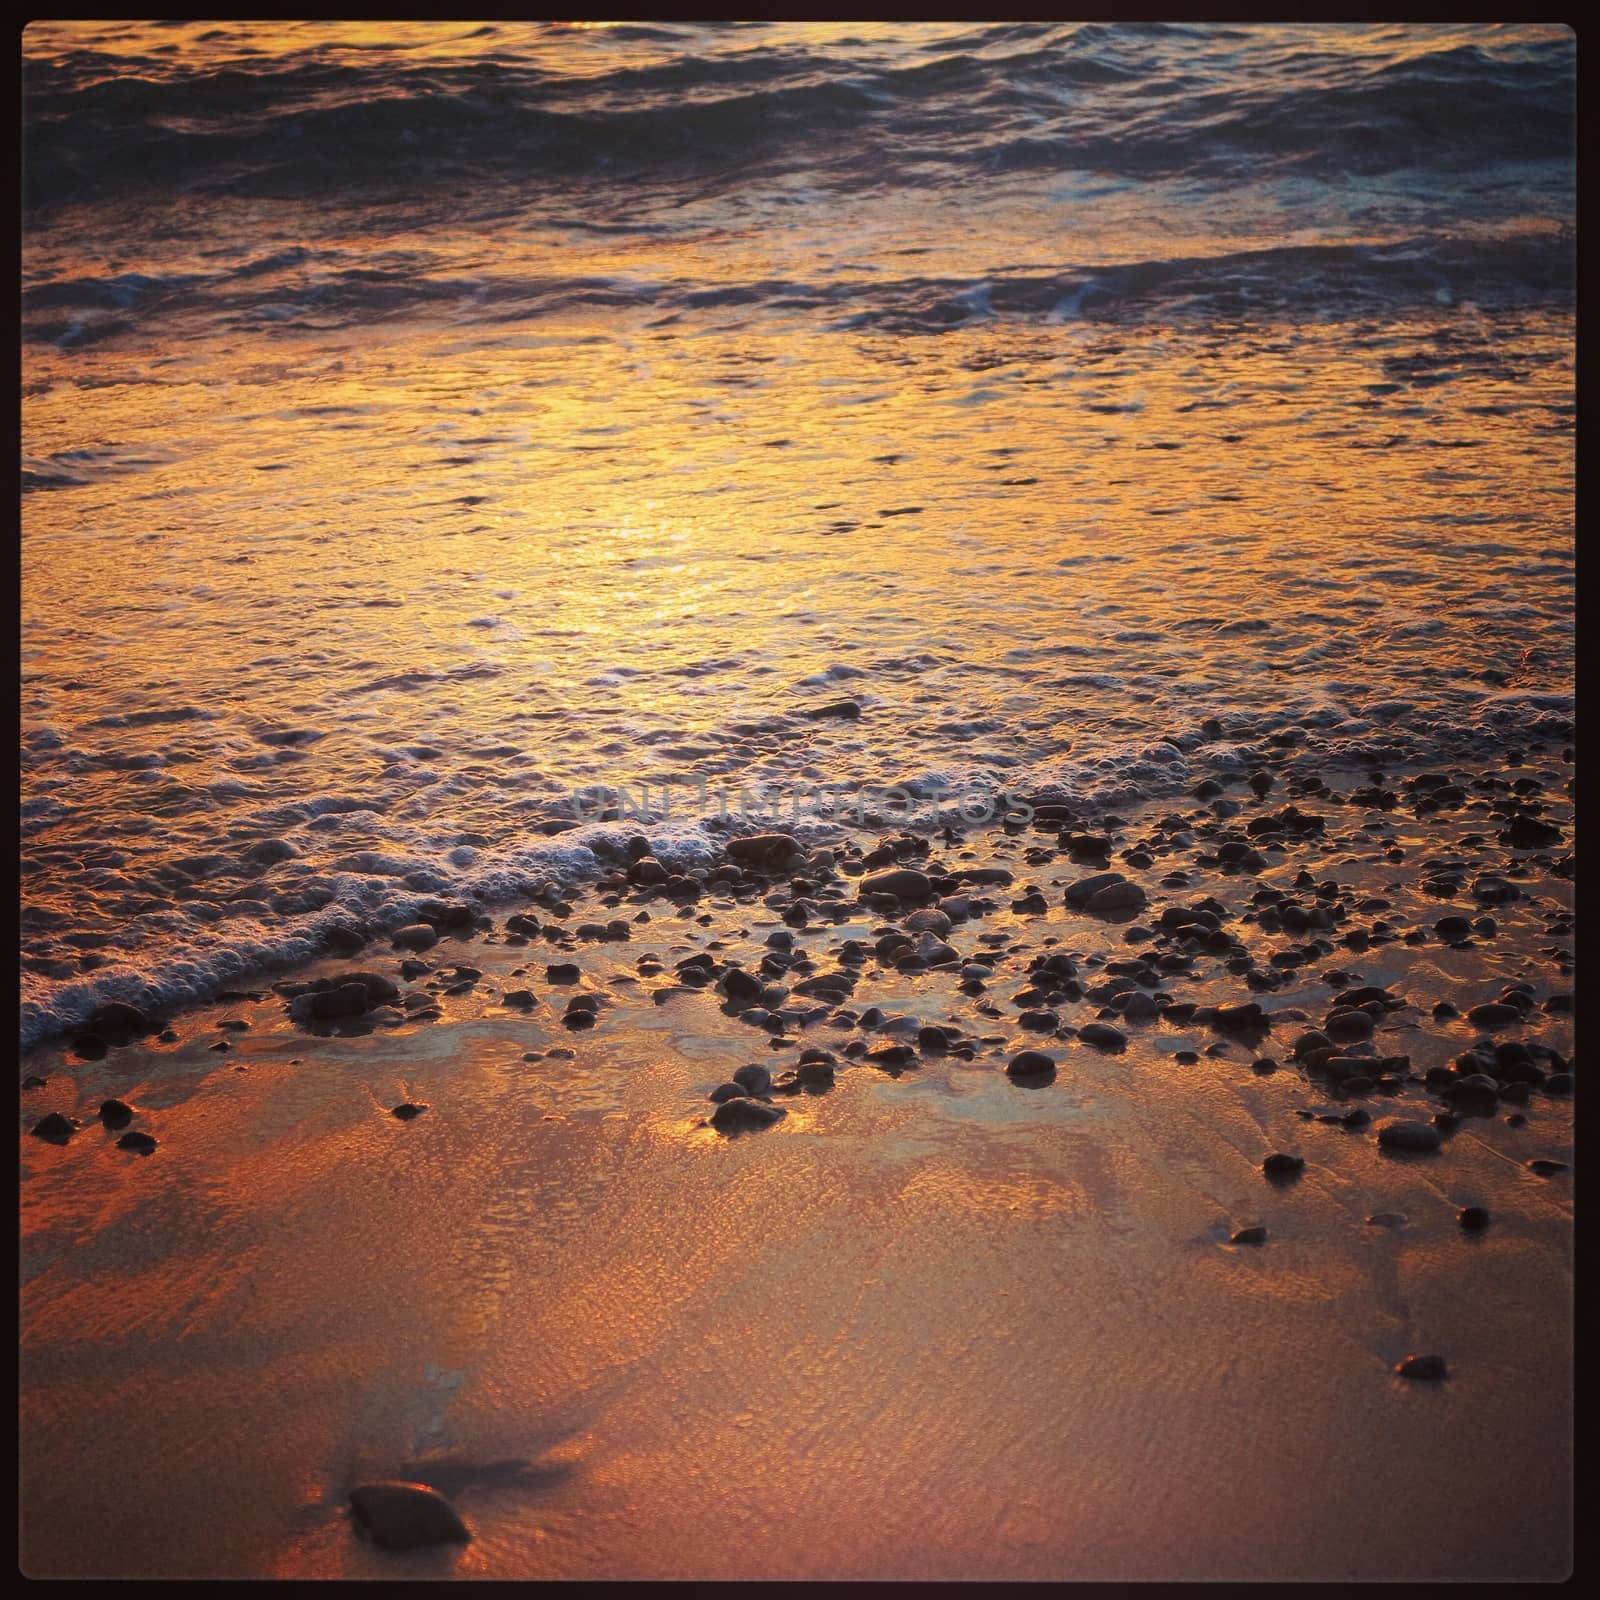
(28, 753), (1574, 1157)
(24, 752), (1573, 1520)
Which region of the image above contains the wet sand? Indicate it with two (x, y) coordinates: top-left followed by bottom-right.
(20, 759), (1573, 1580)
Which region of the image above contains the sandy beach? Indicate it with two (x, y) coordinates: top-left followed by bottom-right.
(21, 755), (1573, 1580)
(22, 20), (1574, 1582)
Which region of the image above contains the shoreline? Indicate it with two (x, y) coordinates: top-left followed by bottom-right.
(18, 742), (1576, 1058)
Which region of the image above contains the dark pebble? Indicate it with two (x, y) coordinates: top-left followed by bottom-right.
(1077, 1022), (1127, 1051)
(1395, 1353), (1447, 1381)
(710, 1098), (786, 1134)
(1377, 1119), (1441, 1153)
(349, 1481), (470, 1550)
(1006, 1049), (1056, 1080)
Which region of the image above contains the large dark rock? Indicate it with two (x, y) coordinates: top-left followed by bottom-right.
(349, 1481), (470, 1550)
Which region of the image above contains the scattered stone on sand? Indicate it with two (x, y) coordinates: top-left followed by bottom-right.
(391, 1102), (428, 1120)
(1230, 1225), (1268, 1245)
(1377, 1119), (1441, 1153)
(117, 1130), (158, 1154)
(30, 1111), (78, 1143)
(859, 867), (933, 902)
(728, 833), (800, 868)
(732, 1063), (773, 1096)
(290, 983), (372, 1023)
(1213, 1001), (1265, 1031)
(392, 923), (440, 952)
(545, 963), (580, 984)
(1262, 1153), (1304, 1178)
(348, 1481), (471, 1550)
(710, 1098), (786, 1134)
(87, 1001), (156, 1039)
(1395, 1353), (1448, 1381)
(1458, 1205), (1491, 1231)
(1006, 1049), (1056, 1079)
(1076, 1022), (1127, 1051)
(1085, 880), (1147, 914)
(1466, 1001), (1522, 1028)
(98, 1098), (134, 1128)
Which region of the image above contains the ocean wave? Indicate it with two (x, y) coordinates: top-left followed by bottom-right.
(23, 24), (1575, 208)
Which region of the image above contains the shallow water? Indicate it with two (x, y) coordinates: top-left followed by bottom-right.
(20, 21), (1574, 1043)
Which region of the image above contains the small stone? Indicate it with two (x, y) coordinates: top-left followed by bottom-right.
(1377, 1119), (1441, 1153)
(21, 1074), (47, 1090)
(289, 982), (378, 1023)
(545, 963), (581, 983)
(732, 1063), (773, 1096)
(1214, 1001), (1265, 1031)
(392, 923), (440, 952)
(728, 833), (800, 867)
(1395, 1353), (1448, 1381)
(87, 1001), (154, 1037)
(1366, 1212), (1407, 1228)
(1262, 1153), (1304, 1178)
(391, 1102), (428, 1120)
(1063, 872), (1125, 908)
(859, 868), (933, 901)
(1085, 880), (1147, 914)
(1458, 1205), (1491, 1231)
(98, 1098), (134, 1128)
(1325, 1009), (1375, 1041)
(349, 1481), (470, 1550)
(710, 1098), (786, 1134)
(1526, 1158), (1568, 1176)
(1230, 1225), (1268, 1245)
(1006, 1049), (1056, 1079)
(29, 1111), (77, 1143)
(117, 1130), (158, 1154)
(1467, 1002), (1522, 1028)
(1076, 1022), (1127, 1051)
